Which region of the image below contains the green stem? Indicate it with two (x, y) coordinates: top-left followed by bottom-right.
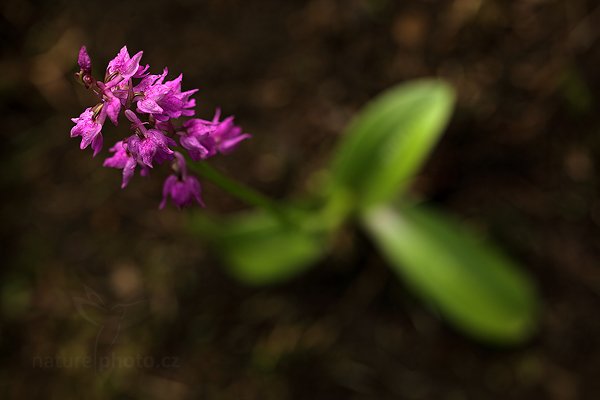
(186, 161), (291, 223)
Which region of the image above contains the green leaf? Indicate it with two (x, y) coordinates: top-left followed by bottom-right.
(330, 79), (455, 209)
(362, 203), (539, 344)
(190, 210), (328, 285)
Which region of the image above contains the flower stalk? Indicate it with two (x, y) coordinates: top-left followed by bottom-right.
(186, 161), (294, 225)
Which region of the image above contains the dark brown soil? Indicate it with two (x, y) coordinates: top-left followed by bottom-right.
(1, 0), (600, 399)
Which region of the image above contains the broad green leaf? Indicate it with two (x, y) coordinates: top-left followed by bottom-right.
(190, 210), (328, 285)
(330, 79), (454, 209)
(362, 203), (538, 344)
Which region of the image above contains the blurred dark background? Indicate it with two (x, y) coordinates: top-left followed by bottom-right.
(1, 0), (600, 398)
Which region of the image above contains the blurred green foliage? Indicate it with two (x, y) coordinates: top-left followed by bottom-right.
(330, 79), (454, 209)
(191, 209), (327, 285)
(193, 80), (539, 344)
(363, 203), (538, 344)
